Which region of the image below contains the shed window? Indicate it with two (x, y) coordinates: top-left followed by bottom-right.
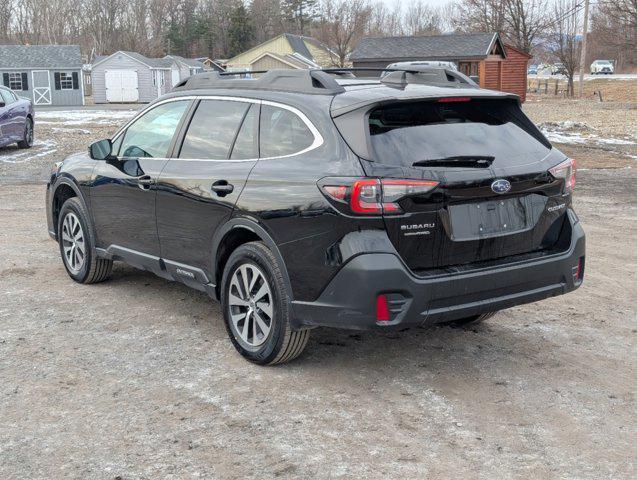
(59, 72), (74, 90)
(8, 73), (23, 91)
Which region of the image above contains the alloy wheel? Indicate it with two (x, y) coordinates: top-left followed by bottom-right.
(228, 263), (274, 348)
(61, 212), (85, 274)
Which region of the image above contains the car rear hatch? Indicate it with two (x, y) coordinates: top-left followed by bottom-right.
(332, 95), (575, 274)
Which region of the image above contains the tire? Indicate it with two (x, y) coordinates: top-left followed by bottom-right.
(58, 197), (113, 284)
(446, 311), (498, 328)
(220, 241), (310, 365)
(17, 117), (33, 149)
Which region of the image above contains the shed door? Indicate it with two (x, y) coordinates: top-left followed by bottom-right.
(171, 67), (180, 87)
(105, 70), (139, 103)
(32, 70), (52, 105)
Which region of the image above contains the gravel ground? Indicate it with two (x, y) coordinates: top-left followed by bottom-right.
(0, 99), (635, 479)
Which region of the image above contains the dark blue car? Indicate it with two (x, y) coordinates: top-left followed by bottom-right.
(0, 85), (34, 149)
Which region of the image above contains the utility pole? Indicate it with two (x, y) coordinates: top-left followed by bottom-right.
(578, 0), (590, 97)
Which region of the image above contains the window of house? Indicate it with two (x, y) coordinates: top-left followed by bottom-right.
(8, 73), (23, 91)
(59, 72), (74, 90)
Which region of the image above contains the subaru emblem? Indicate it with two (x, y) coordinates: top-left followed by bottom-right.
(491, 179), (511, 194)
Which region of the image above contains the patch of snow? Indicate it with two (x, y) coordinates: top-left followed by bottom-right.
(0, 139), (57, 164)
(541, 131), (589, 144)
(538, 121), (636, 147)
(596, 138), (636, 145)
(36, 109), (137, 126)
(538, 120), (592, 132)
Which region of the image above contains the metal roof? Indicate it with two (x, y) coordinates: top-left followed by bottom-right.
(0, 44), (83, 69)
(283, 34), (314, 62)
(123, 51), (174, 68)
(351, 33), (503, 61)
(167, 55), (204, 69)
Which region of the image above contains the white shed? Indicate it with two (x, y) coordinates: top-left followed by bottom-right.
(91, 51), (178, 104)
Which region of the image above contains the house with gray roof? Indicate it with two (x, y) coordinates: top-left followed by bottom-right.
(350, 32), (532, 101)
(0, 44), (84, 106)
(166, 55), (204, 82)
(351, 32), (506, 78)
(91, 51), (179, 103)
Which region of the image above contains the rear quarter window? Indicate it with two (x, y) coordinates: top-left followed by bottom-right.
(259, 105), (314, 158)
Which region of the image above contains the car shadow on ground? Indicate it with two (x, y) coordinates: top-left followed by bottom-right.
(104, 263), (563, 376)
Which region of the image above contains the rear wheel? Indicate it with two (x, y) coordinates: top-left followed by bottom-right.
(58, 197), (113, 284)
(17, 117), (33, 149)
(221, 242), (310, 365)
(446, 311), (498, 327)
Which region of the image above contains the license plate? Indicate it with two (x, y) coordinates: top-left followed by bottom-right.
(447, 195), (545, 241)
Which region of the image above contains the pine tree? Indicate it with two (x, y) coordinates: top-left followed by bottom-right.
(228, 3), (255, 57)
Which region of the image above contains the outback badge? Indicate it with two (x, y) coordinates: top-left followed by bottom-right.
(491, 179), (511, 194)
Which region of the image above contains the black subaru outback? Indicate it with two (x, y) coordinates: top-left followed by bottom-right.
(46, 69), (585, 364)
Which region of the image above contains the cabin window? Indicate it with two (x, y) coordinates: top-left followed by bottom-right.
(8, 73), (23, 91)
(59, 72), (74, 90)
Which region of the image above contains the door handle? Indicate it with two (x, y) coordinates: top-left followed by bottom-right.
(211, 180), (234, 197)
(137, 175), (155, 190)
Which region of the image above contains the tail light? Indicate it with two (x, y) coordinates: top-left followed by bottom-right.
(321, 178), (439, 215)
(549, 158), (576, 193)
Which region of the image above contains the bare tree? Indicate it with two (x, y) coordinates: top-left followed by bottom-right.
(503, 0), (549, 52)
(452, 0), (507, 34)
(367, 1), (403, 37)
(316, 0), (372, 67)
(590, 0), (637, 69)
(403, 1), (443, 36)
(549, 0), (582, 96)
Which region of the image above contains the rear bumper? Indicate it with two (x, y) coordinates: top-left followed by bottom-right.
(292, 212), (585, 330)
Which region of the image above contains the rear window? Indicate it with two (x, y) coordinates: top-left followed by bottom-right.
(368, 99), (551, 167)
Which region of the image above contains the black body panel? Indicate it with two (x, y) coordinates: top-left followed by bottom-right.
(45, 74), (585, 332)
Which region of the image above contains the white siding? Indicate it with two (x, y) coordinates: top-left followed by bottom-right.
(92, 53), (156, 103)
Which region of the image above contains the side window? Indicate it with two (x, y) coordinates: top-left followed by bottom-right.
(119, 100), (189, 158)
(179, 100), (249, 159)
(259, 105), (314, 158)
(230, 104), (258, 160)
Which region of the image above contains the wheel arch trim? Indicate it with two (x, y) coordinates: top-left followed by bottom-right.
(211, 218), (294, 302)
(49, 176), (90, 240)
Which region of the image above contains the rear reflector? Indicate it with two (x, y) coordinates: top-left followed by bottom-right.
(376, 295), (391, 322)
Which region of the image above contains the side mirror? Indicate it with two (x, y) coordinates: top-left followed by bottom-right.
(89, 139), (113, 160)
(0, 101), (5, 108)
(470, 75), (480, 84)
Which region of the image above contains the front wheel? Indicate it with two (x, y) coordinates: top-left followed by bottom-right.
(58, 197), (113, 284)
(17, 117), (33, 149)
(221, 242), (310, 365)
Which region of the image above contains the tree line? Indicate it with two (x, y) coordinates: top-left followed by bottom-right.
(0, 0), (635, 72)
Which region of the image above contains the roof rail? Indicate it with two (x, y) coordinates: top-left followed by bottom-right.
(321, 67), (478, 88)
(173, 69), (346, 95)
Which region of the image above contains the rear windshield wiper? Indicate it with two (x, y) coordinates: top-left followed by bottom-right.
(412, 156), (494, 168)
